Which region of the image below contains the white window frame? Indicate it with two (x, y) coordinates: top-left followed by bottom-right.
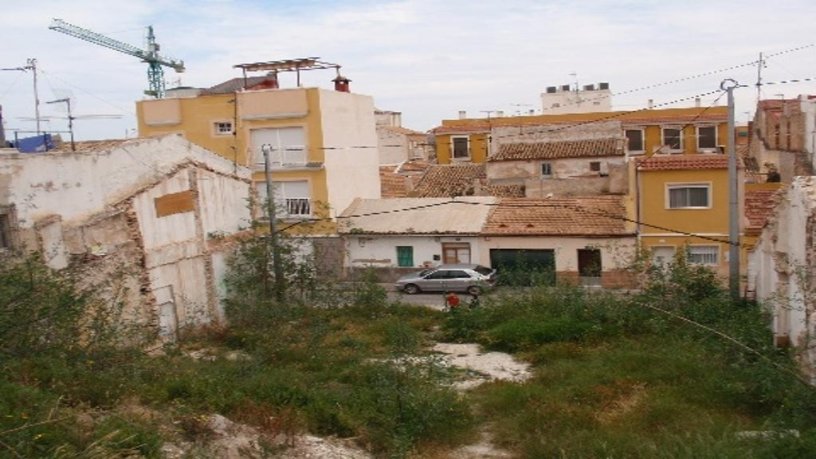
(255, 180), (312, 219)
(451, 136), (471, 160)
(666, 183), (712, 209)
(251, 126), (307, 169)
(686, 245), (719, 265)
(661, 126), (684, 153)
(625, 128), (645, 155)
(212, 120), (233, 136)
(696, 125), (718, 152)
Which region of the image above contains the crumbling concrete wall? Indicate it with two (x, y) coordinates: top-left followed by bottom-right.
(749, 177), (816, 382)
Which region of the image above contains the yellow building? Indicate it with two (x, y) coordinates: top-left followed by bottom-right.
(635, 154), (743, 278)
(136, 59), (381, 234)
(431, 106), (729, 164)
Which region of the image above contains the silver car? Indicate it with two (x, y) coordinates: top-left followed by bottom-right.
(394, 264), (497, 295)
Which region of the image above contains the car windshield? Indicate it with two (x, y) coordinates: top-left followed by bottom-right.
(473, 265), (494, 276)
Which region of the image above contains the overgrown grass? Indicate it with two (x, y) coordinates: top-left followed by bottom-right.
(437, 260), (816, 457)
(4, 245), (816, 458)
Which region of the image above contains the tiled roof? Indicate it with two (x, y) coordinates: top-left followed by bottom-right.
(379, 160), (433, 198)
(745, 187), (782, 230)
(338, 197), (497, 234)
(51, 139), (138, 153)
(636, 154), (731, 171)
(380, 125), (426, 137)
(397, 159), (432, 173)
(484, 196), (631, 236)
(485, 184), (526, 197)
(409, 164), (486, 197)
(202, 76), (273, 95)
(380, 166), (410, 198)
(491, 137), (622, 161)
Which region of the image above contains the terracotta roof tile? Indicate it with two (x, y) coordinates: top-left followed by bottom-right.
(636, 154), (731, 171)
(202, 76), (274, 95)
(484, 196), (631, 236)
(410, 164), (487, 197)
(485, 184), (526, 197)
(379, 160), (433, 198)
(491, 137), (622, 161)
(745, 188), (782, 230)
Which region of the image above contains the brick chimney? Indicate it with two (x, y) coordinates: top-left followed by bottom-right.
(332, 75), (351, 93)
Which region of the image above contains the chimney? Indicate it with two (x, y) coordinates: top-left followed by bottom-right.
(458, 110), (467, 119)
(496, 110), (504, 118)
(529, 109), (535, 115)
(695, 97), (701, 108)
(332, 75), (351, 93)
(647, 99), (654, 109)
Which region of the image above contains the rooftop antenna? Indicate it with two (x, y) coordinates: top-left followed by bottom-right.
(45, 98), (74, 151)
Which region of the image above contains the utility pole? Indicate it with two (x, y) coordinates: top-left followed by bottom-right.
(755, 52), (765, 104)
(2, 58), (41, 136)
(722, 79), (741, 301)
(261, 144), (285, 301)
(27, 59), (41, 137)
(46, 98), (74, 151)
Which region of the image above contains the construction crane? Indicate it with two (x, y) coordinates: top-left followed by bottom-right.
(49, 18), (185, 98)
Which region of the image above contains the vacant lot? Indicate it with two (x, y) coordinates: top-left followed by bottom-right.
(3, 255), (816, 458)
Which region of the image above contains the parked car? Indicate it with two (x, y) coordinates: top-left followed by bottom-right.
(394, 264), (497, 295)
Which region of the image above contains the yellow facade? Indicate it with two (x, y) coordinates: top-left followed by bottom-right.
(137, 88), (332, 234)
(636, 160), (742, 279)
(433, 106), (729, 164)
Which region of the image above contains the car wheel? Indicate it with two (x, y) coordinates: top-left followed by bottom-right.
(467, 286), (482, 296)
(403, 284), (420, 295)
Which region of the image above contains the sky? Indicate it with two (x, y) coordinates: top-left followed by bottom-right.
(1, 0), (815, 141)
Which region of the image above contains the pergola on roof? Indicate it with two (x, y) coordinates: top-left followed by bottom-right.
(233, 57), (343, 87)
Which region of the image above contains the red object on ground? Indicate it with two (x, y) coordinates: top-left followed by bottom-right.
(446, 292), (460, 308)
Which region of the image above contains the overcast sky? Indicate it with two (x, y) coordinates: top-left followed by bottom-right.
(1, 0), (815, 141)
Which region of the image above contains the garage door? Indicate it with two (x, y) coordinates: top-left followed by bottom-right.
(489, 249), (556, 286)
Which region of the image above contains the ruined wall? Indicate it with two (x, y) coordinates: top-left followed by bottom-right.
(749, 177), (816, 382)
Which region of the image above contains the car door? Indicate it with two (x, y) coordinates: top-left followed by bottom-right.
(420, 269), (449, 292)
(445, 269), (472, 292)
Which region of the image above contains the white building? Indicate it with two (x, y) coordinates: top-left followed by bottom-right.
(540, 82), (612, 114)
(748, 176), (816, 382)
(338, 197), (497, 275)
(0, 134), (252, 341)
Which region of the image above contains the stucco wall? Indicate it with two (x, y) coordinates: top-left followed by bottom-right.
(479, 236), (636, 271)
(344, 235), (484, 269)
(0, 135), (250, 229)
(319, 89), (381, 217)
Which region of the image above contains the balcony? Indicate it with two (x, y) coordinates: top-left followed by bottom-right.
(280, 198), (311, 218)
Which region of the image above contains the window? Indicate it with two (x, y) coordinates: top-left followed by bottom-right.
(541, 162), (552, 176)
(396, 246), (414, 267)
(251, 127), (306, 168)
(255, 180), (311, 218)
(667, 184), (710, 208)
(589, 161), (601, 172)
(625, 129), (644, 153)
(687, 246), (718, 265)
(662, 127), (683, 152)
(451, 136), (470, 159)
(697, 126), (717, 150)
(213, 121), (233, 136)
(442, 242), (471, 264)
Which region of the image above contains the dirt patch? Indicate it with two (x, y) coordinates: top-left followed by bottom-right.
(594, 381), (647, 424)
(432, 343), (532, 390)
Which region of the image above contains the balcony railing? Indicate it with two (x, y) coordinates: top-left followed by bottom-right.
(257, 146), (307, 169)
(280, 198), (311, 217)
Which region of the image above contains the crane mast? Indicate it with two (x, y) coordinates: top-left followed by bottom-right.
(49, 18), (185, 98)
